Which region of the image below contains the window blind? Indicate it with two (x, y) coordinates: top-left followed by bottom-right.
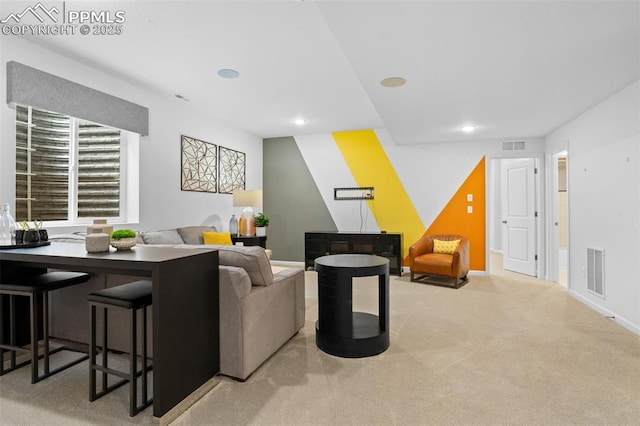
(77, 121), (121, 217)
(16, 106), (71, 221)
(15, 105), (121, 222)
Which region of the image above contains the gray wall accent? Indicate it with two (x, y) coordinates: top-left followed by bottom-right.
(6, 61), (149, 135)
(264, 136), (337, 262)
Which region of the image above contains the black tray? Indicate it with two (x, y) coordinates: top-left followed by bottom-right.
(0, 241), (51, 250)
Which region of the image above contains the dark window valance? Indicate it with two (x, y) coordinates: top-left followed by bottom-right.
(6, 61), (149, 136)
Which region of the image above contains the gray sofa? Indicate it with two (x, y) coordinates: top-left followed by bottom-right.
(49, 226), (305, 380)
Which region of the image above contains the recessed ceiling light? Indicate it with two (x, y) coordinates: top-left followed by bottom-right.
(380, 77), (406, 88)
(217, 68), (239, 79)
(461, 125), (476, 133)
(294, 118), (306, 126)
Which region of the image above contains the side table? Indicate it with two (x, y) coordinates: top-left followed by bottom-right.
(231, 235), (267, 248)
(315, 254), (389, 358)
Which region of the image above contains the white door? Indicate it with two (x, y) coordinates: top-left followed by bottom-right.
(501, 158), (537, 276)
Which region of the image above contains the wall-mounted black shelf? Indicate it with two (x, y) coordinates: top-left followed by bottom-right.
(334, 187), (374, 200)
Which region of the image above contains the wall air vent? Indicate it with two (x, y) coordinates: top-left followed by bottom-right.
(502, 141), (526, 151)
(587, 248), (605, 297)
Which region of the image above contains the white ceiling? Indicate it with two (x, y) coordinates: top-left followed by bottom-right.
(3, 1), (639, 145)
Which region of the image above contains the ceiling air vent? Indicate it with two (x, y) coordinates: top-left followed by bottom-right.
(587, 248), (605, 297)
(502, 141), (526, 151)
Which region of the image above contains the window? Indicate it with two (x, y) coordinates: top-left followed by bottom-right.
(15, 105), (124, 223)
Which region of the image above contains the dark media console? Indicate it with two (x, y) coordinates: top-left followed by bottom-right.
(304, 232), (403, 276)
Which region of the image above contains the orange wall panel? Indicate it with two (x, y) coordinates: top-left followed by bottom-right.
(407, 157), (486, 271)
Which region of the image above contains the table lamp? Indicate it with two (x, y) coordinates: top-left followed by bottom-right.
(232, 190), (262, 236)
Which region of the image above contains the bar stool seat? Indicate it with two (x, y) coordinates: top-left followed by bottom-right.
(88, 283), (152, 309)
(88, 280), (153, 417)
(0, 271), (91, 383)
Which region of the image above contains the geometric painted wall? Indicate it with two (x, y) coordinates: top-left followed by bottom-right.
(263, 136), (337, 262)
(264, 129), (486, 271)
(422, 157), (486, 270)
(333, 130), (425, 259)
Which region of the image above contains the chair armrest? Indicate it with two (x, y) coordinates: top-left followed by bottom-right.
(408, 235), (433, 261)
(451, 239), (470, 276)
(219, 266), (252, 300)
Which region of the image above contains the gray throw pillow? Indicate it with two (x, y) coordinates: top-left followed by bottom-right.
(140, 229), (183, 245)
(177, 226), (216, 244)
(216, 245), (274, 286)
(174, 244), (273, 286)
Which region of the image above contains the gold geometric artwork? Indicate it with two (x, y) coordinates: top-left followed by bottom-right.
(218, 146), (246, 194)
(181, 135), (217, 193)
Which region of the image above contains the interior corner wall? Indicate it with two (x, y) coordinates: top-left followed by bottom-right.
(0, 37), (262, 234)
(545, 80), (640, 334)
(263, 136), (337, 262)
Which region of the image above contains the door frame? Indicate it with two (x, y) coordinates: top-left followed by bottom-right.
(486, 153), (545, 278)
(546, 149), (569, 285)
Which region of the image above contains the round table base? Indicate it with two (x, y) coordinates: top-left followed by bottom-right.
(315, 312), (389, 358)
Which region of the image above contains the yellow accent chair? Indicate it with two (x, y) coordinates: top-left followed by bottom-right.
(408, 234), (470, 288)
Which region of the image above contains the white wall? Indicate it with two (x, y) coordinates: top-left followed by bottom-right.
(376, 130), (546, 233)
(545, 81), (640, 334)
(0, 37), (262, 234)
(489, 158), (502, 252)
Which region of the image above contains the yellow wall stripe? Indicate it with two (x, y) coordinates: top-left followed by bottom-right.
(332, 130), (424, 259)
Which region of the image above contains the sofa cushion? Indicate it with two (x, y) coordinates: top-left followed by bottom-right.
(179, 244), (273, 286)
(140, 229), (184, 245)
(177, 226), (217, 244)
(203, 231), (232, 245)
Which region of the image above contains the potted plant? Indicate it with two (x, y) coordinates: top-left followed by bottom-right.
(255, 213), (269, 237)
(110, 229), (137, 251)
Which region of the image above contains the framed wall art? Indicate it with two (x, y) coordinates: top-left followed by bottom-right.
(180, 135), (217, 193)
(218, 146), (246, 194)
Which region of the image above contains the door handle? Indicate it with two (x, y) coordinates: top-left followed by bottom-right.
(501, 220), (507, 224)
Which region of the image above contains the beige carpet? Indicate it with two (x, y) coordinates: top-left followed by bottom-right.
(1, 266), (639, 425)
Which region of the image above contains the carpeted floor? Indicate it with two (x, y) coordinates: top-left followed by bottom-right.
(2, 264), (639, 425)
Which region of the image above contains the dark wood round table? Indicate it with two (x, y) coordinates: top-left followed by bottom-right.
(314, 254), (389, 358)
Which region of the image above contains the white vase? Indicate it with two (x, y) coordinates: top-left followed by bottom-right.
(256, 227), (266, 237)
(86, 228), (110, 253)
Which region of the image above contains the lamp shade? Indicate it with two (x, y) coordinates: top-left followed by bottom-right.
(232, 190), (262, 208)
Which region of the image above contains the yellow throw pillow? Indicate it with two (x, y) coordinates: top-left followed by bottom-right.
(433, 239), (460, 254)
(202, 231), (232, 245)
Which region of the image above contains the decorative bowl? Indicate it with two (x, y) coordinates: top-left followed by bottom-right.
(110, 237), (136, 251)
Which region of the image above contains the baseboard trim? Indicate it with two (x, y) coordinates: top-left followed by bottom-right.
(568, 289), (640, 336)
(156, 375), (221, 425)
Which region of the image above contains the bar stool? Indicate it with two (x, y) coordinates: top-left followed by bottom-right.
(0, 271), (91, 383)
(88, 280), (153, 417)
